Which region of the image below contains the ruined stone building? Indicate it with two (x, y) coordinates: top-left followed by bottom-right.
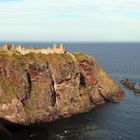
(0, 43), (65, 55)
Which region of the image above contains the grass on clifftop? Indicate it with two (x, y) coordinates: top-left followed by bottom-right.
(16, 52), (74, 64)
(0, 74), (23, 104)
(0, 51), (95, 64)
(72, 52), (96, 62)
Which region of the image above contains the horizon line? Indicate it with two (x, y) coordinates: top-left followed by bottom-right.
(0, 40), (140, 44)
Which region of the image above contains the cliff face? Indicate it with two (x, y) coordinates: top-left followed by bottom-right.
(0, 51), (124, 125)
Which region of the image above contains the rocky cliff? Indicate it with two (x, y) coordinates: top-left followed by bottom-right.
(0, 50), (124, 125)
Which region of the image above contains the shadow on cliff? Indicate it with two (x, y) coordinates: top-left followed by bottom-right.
(0, 118), (25, 129)
(0, 102), (121, 140)
(0, 117), (81, 140)
(0, 118), (50, 140)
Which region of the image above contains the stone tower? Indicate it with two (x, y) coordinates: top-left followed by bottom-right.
(60, 43), (65, 53)
(15, 45), (22, 53)
(53, 43), (57, 49)
(2, 43), (9, 51)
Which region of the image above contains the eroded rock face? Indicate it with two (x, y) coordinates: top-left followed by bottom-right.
(0, 51), (125, 125)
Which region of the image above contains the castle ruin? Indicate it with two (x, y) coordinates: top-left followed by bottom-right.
(0, 43), (65, 55)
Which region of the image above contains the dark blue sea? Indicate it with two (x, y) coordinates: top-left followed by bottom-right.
(1, 42), (140, 140)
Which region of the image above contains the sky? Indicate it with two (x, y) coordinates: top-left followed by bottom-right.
(0, 0), (140, 42)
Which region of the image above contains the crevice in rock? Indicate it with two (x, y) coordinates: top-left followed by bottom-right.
(0, 67), (2, 74)
(80, 73), (86, 87)
(49, 82), (56, 106)
(20, 72), (32, 105)
(47, 63), (56, 107)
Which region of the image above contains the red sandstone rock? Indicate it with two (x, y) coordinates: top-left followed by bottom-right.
(0, 50), (125, 125)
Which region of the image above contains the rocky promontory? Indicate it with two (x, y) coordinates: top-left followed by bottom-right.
(0, 44), (125, 126)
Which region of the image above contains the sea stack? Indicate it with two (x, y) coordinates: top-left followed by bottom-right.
(0, 44), (125, 125)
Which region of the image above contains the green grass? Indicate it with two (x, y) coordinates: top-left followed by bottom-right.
(72, 52), (96, 62)
(0, 74), (23, 104)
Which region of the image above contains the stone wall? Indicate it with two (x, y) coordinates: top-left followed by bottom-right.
(0, 43), (65, 55)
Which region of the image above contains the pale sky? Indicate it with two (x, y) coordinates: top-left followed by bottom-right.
(0, 0), (140, 42)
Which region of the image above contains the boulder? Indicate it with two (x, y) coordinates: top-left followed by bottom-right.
(120, 79), (140, 95)
(134, 90), (140, 96)
(120, 79), (136, 90)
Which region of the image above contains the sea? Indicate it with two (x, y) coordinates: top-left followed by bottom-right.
(1, 42), (140, 140)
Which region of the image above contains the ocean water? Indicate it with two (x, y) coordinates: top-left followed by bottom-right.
(1, 42), (140, 140)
